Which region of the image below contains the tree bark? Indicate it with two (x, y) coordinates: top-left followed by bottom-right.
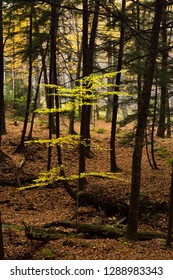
(79, 0), (100, 188)
(0, 212), (4, 260)
(110, 0), (125, 172)
(106, 40), (113, 122)
(166, 96), (171, 138)
(16, 3), (33, 152)
(166, 162), (173, 248)
(157, 2), (167, 138)
(0, 0), (6, 141)
(127, 0), (163, 240)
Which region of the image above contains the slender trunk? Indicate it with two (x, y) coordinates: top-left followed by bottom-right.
(27, 66), (43, 140)
(151, 78), (158, 169)
(166, 97), (171, 138)
(110, 0), (126, 172)
(0, 212), (4, 260)
(28, 32), (49, 140)
(69, 43), (82, 135)
(16, 4), (33, 152)
(47, 0), (57, 171)
(79, 0), (100, 188)
(166, 162), (173, 248)
(85, 0), (100, 153)
(136, 0), (142, 112)
(145, 127), (154, 170)
(127, 0), (162, 240)
(0, 0), (5, 138)
(157, 2), (167, 138)
(106, 41), (113, 123)
(49, 1), (76, 200)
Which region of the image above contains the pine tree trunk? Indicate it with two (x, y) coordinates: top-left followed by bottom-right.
(157, 3), (167, 138)
(79, 0), (100, 188)
(110, 0), (126, 172)
(127, 0), (163, 240)
(17, 3), (33, 152)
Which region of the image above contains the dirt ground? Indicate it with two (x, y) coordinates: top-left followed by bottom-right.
(0, 111), (173, 259)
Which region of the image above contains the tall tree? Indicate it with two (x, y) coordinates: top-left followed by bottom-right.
(0, 212), (4, 260)
(47, 0), (57, 171)
(79, 0), (100, 188)
(16, 2), (33, 152)
(126, 0), (163, 240)
(48, 0), (77, 200)
(166, 160), (173, 248)
(110, 0), (126, 172)
(157, 1), (168, 138)
(0, 0), (6, 144)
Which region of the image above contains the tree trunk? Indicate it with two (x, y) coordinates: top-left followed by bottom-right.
(27, 67), (43, 140)
(48, 1), (77, 200)
(166, 162), (173, 248)
(151, 78), (158, 169)
(79, 0), (100, 188)
(157, 2), (168, 138)
(47, 0), (57, 171)
(110, 0), (126, 172)
(0, 0), (6, 139)
(106, 41), (113, 123)
(166, 96), (171, 138)
(0, 212), (4, 260)
(127, 0), (163, 240)
(136, 0), (142, 114)
(68, 43), (82, 135)
(28, 10), (49, 140)
(16, 3), (33, 153)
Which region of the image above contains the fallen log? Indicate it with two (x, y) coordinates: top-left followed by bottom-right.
(23, 222), (85, 241)
(43, 220), (172, 241)
(43, 220), (125, 238)
(16, 219), (172, 242)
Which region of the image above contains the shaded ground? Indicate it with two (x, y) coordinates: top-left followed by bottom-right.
(0, 112), (173, 259)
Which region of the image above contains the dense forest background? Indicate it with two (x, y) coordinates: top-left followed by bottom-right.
(0, 0), (173, 259)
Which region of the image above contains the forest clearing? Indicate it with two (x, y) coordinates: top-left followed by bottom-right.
(0, 112), (173, 260)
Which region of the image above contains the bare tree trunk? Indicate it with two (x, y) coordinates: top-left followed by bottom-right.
(166, 162), (173, 248)
(127, 0), (163, 240)
(106, 41), (113, 123)
(78, 0), (89, 189)
(136, 0), (142, 112)
(79, 0), (100, 188)
(16, 3), (33, 153)
(166, 96), (171, 138)
(48, 1), (77, 200)
(110, 0), (126, 172)
(27, 66), (43, 140)
(0, 212), (4, 260)
(150, 81), (158, 169)
(157, 2), (168, 138)
(47, 0), (57, 171)
(68, 43), (82, 135)
(0, 0), (6, 141)
(28, 11), (50, 140)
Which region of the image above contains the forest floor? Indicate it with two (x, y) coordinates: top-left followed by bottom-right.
(0, 111), (173, 260)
